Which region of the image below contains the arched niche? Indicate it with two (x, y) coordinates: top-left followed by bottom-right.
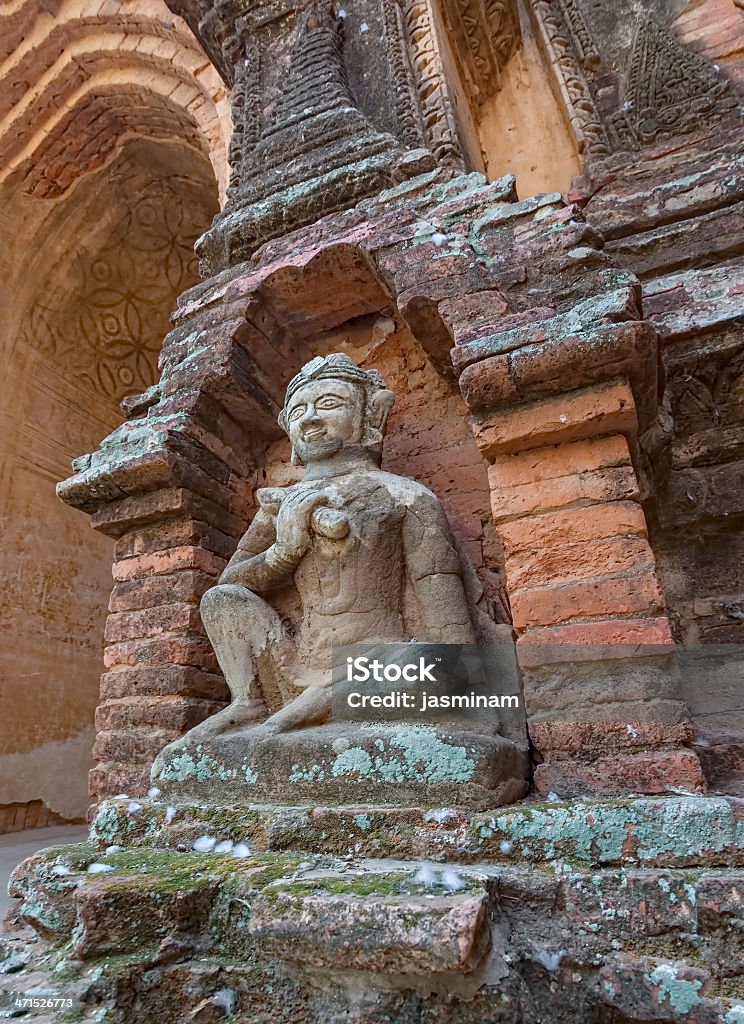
(0, 0), (230, 830)
(426, 0), (583, 195)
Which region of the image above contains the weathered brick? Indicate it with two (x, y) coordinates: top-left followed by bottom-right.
(489, 435), (631, 488)
(89, 765), (151, 801)
(507, 536), (654, 591)
(103, 636), (218, 672)
(100, 666), (228, 702)
(474, 380), (638, 456)
(104, 603), (203, 643)
(521, 663), (681, 714)
(697, 872), (744, 931)
(438, 288), (509, 346)
(499, 500), (647, 553)
(561, 869), (696, 937)
(109, 571), (215, 613)
(517, 617), (675, 667)
(113, 546), (226, 582)
(115, 519), (237, 562)
(534, 749), (706, 798)
(73, 868), (221, 959)
(529, 719), (694, 754)
(489, 465), (639, 522)
(95, 697), (224, 733)
(93, 728), (182, 764)
(511, 571), (664, 629)
(96, 487), (245, 541)
(459, 321), (656, 423)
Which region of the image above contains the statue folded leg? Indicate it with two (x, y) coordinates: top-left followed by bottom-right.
(152, 585), (296, 774)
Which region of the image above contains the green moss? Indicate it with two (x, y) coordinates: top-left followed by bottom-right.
(266, 873), (412, 900)
(37, 842), (99, 868)
(239, 853), (307, 890)
(262, 871), (480, 901)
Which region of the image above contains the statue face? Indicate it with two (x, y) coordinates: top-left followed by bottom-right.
(285, 379), (365, 463)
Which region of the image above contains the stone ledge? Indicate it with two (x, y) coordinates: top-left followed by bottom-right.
(150, 725), (530, 809)
(87, 795), (744, 870)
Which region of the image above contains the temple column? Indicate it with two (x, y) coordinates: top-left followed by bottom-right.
(58, 294), (296, 799)
(476, 388), (702, 796)
(436, 194), (706, 797)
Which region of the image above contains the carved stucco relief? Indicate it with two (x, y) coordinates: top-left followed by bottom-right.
(22, 179), (206, 404)
(528, 0), (738, 164)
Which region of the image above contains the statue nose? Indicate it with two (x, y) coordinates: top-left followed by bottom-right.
(301, 404), (321, 423)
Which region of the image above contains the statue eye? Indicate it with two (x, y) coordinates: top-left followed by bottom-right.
(288, 404), (306, 422)
(316, 395), (345, 409)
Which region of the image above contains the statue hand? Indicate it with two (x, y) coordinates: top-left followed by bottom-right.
(273, 486), (330, 561)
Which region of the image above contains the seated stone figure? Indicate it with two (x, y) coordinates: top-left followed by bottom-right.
(152, 353), (528, 806)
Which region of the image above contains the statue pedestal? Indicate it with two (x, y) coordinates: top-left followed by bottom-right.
(151, 723), (530, 810)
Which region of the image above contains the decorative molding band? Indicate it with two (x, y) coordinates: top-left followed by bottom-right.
(529, 0), (611, 161)
(403, 0), (465, 168)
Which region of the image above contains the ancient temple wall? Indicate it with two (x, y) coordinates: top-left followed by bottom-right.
(550, 0), (744, 786)
(0, 0), (225, 831)
(0, 0), (231, 202)
(47, 0), (742, 805)
(9, 4), (744, 1015)
(0, 337), (121, 829)
(467, 5), (582, 197)
(0, 144), (219, 829)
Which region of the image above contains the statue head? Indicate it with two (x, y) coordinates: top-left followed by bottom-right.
(278, 353), (395, 466)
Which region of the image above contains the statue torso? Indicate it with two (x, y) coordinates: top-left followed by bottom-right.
(291, 470), (425, 656)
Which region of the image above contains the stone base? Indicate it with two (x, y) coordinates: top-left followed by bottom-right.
(151, 723), (530, 809)
(7, 796), (744, 1023)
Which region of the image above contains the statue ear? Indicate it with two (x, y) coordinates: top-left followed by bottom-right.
(367, 388), (395, 435)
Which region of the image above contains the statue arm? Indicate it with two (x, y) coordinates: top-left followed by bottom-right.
(402, 493), (476, 644)
(219, 508), (297, 593)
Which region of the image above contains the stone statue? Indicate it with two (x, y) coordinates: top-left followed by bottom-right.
(152, 353), (528, 806)
(192, 353), (477, 735)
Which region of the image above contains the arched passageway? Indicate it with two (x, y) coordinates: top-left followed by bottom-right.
(0, 0), (227, 830)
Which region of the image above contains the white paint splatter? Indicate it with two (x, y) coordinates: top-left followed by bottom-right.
(529, 941), (565, 972)
(441, 869), (466, 891)
(413, 864), (438, 888)
(231, 843), (253, 859)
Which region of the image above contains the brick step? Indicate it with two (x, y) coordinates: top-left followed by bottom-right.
(6, 841), (744, 1023)
(85, 794), (744, 870)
